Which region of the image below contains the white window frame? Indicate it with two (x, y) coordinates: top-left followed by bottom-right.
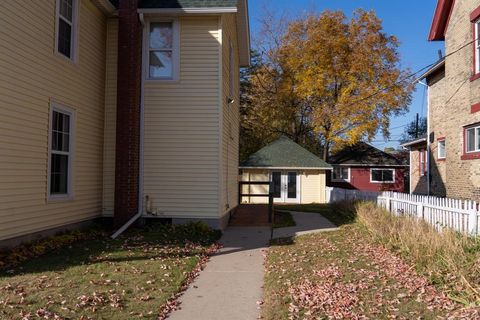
(465, 124), (480, 153)
(438, 139), (446, 159)
(370, 168), (395, 184)
(475, 19), (480, 74)
(331, 166), (350, 182)
(143, 19), (180, 81)
(419, 149), (426, 176)
(55, 0), (79, 62)
(47, 102), (75, 201)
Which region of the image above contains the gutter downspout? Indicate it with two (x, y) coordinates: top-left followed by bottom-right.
(112, 13), (146, 239)
(418, 81), (430, 196)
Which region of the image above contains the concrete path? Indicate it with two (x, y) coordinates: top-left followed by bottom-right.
(168, 227), (271, 320)
(273, 211), (338, 239)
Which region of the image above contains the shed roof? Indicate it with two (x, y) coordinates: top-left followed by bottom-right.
(240, 136), (332, 169)
(329, 142), (406, 166)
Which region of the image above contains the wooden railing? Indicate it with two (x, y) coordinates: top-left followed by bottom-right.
(238, 181), (274, 224)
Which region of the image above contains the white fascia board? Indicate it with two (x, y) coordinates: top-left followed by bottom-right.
(138, 7), (237, 14)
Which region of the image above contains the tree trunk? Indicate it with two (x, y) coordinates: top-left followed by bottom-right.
(323, 141), (330, 162)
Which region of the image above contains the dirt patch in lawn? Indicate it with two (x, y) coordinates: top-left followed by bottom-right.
(0, 222), (220, 320)
(263, 226), (479, 319)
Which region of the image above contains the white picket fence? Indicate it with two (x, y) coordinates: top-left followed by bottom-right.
(325, 187), (480, 236)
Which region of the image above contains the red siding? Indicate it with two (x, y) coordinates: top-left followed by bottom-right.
(327, 167), (405, 192)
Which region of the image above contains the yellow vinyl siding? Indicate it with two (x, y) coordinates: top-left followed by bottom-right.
(143, 16), (221, 218)
(300, 170), (327, 203)
(0, 0), (107, 241)
(102, 18), (118, 216)
(220, 13), (240, 215)
(240, 170), (270, 204)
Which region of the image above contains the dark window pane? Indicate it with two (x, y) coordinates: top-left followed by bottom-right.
(287, 172), (297, 199)
(50, 154), (69, 194)
(383, 170), (393, 182)
(272, 172), (281, 198)
(60, 0), (73, 22)
(58, 19), (72, 58)
(372, 170), (382, 182)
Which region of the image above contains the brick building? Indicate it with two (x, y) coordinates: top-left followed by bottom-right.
(403, 0), (480, 200)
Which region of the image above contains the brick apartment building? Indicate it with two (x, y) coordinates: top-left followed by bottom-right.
(403, 0), (480, 200)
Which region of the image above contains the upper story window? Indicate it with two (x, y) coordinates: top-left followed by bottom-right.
(370, 168), (395, 183)
(332, 166), (350, 182)
(147, 21), (179, 80)
(438, 139), (446, 159)
(465, 124), (480, 153)
(56, 0), (78, 60)
(49, 104), (75, 200)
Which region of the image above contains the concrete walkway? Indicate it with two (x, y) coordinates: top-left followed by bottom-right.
(168, 227), (271, 320)
(273, 211), (338, 239)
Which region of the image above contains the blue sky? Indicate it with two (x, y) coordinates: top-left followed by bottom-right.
(248, 0), (444, 150)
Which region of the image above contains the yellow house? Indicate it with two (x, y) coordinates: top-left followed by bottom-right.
(240, 136), (332, 204)
(0, 0), (250, 247)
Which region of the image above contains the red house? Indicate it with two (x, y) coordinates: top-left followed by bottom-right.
(327, 142), (408, 192)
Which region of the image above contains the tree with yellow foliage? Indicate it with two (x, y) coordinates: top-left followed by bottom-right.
(241, 9), (413, 161)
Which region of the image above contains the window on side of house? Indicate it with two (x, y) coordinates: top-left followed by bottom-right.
(438, 139), (446, 159)
(475, 19), (480, 74)
(56, 0), (77, 60)
(370, 168), (395, 183)
(419, 149), (426, 176)
(465, 124), (480, 153)
(147, 21), (178, 80)
(49, 105), (74, 199)
(332, 167), (349, 182)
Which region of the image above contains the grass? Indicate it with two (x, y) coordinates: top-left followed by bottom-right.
(274, 202), (356, 226)
(263, 203), (479, 319)
(273, 211), (296, 228)
(356, 202), (480, 305)
(0, 222), (221, 319)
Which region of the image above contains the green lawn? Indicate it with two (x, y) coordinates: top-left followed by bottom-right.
(274, 202), (356, 226)
(0, 222), (220, 319)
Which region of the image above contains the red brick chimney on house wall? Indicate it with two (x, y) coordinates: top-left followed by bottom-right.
(114, 0), (142, 228)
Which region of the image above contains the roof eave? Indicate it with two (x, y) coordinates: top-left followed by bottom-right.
(92, 0), (117, 16)
(416, 58), (445, 83)
(428, 0), (455, 41)
(137, 7), (238, 14)
(400, 138), (427, 149)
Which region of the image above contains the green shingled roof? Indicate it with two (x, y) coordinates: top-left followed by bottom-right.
(241, 136), (332, 169)
(109, 0), (238, 8)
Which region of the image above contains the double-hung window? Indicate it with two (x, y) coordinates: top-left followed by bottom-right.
(465, 124), (480, 153)
(332, 166), (350, 182)
(438, 139), (446, 159)
(370, 169), (395, 183)
(147, 21), (179, 80)
(56, 0), (78, 60)
(49, 105), (74, 199)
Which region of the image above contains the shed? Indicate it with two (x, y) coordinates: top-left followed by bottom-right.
(239, 136), (332, 204)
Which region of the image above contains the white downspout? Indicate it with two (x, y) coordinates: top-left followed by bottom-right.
(112, 13), (146, 239)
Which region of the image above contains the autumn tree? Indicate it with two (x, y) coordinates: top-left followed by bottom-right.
(241, 9), (414, 161)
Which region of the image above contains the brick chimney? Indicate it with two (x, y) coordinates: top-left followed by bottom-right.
(114, 0), (142, 228)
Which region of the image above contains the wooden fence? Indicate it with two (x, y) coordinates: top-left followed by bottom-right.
(326, 187), (479, 235)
